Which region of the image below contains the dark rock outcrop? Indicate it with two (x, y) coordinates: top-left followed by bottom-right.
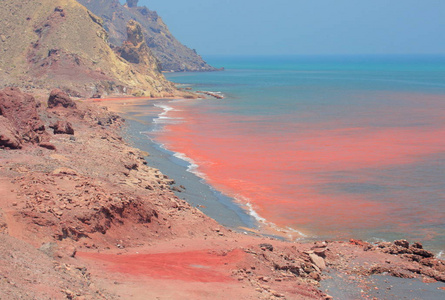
(77, 0), (217, 72)
(47, 89), (77, 109)
(0, 87), (47, 144)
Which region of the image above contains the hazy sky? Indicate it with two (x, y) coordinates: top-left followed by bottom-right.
(135, 0), (445, 56)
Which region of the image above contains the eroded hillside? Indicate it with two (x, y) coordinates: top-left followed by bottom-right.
(0, 0), (177, 97)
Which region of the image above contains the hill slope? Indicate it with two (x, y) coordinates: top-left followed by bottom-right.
(0, 0), (176, 97)
(77, 0), (217, 72)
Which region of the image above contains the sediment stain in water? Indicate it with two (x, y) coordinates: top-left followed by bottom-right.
(152, 91), (445, 252)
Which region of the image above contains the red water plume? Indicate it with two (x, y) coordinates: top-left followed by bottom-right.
(155, 92), (445, 237)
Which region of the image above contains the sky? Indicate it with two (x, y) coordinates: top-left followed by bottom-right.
(133, 0), (445, 56)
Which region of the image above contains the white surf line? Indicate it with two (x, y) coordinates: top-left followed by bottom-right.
(239, 196), (308, 240)
(151, 99), (309, 240)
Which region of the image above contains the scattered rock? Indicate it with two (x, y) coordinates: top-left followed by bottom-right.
(52, 167), (78, 176)
(410, 247), (434, 258)
(394, 239), (409, 248)
(57, 246), (77, 258)
(312, 247), (327, 258)
(412, 242), (423, 249)
(259, 243), (274, 251)
(39, 142), (56, 150)
(50, 120), (74, 135)
(171, 186), (182, 192)
(39, 242), (58, 257)
(309, 253), (326, 270)
(378, 242), (392, 248)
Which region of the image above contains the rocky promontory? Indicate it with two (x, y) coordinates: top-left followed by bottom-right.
(77, 0), (219, 72)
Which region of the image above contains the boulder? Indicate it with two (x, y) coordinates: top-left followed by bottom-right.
(0, 87), (47, 144)
(309, 253), (326, 270)
(394, 239), (409, 248)
(411, 242), (423, 249)
(50, 120), (74, 135)
(410, 247), (434, 258)
(0, 116), (22, 149)
(47, 89), (77, 109)
(39, 142), (56, 150)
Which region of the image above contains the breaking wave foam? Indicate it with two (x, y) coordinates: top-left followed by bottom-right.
(240, 196), (307, 240)
(150, 101), (307, 240)
(172, 152), (207, 179)
(153, 104), (183, 125)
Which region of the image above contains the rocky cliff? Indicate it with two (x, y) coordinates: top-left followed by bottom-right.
(77, 0), (218, 72)
(0, 0), (177, 97)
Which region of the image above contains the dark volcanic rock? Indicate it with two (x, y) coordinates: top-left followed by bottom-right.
(50, 121), (74, 135)
(0, 87), (47, 144)
(48, 89), (77, 109)
(0, 116), (22, 149)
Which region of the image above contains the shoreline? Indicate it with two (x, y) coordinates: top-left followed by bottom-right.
(98, 96), (311, 241)
(96, 96), (445, 256)
(1, 88), (444, 299)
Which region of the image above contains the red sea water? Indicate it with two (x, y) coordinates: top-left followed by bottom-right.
(152, 56), (445, 255)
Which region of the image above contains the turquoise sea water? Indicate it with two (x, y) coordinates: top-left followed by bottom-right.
(159, 55), (445, 255)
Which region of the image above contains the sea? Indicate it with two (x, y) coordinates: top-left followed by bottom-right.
(132, 55), (445, 256)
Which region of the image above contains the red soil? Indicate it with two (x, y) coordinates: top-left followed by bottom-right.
(79, 249), (245, 282)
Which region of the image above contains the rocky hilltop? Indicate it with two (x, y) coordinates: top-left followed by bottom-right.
(77, 0), (218, 72)
(0, 0), (181, 97)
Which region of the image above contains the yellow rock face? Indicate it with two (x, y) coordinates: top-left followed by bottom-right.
(0, 0), (176, 97)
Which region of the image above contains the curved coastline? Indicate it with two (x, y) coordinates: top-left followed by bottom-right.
(119, 96), (444, 258)
(85, 95), (444, 299)
(122, 98), (316, 241)
(120, 99), (258, 231)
